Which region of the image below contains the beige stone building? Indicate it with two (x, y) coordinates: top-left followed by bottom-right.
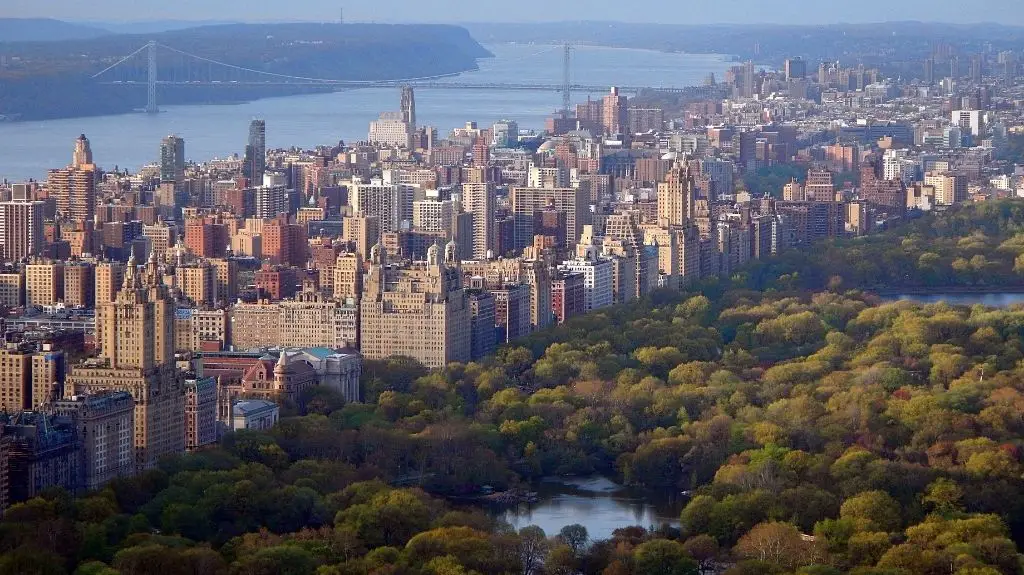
(0, 273), (23, 308)
(230, 285), (358, 351)
(25, 260), (63, 308)
(332, 253), (363, 302)
(360, 241), (470, 368)
(67, 251), (185, 471)
(176, 263), (214, 307)
(94, 262), (124, 305)
(342, 213), (380, 260)
(63, 262), (95, 308)
(657, 163), (697, 228)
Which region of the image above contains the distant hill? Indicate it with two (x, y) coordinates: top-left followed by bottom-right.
(0, 22), (492, 121)
(82, 20), (242, 35)
(0, 18), (111, 42)
(465, 20), (1024, 66)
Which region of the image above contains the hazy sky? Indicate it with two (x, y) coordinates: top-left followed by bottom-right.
(4, 0), (1023, 26)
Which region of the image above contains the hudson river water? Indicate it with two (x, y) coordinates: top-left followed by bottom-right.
(0, 44), (731, 183)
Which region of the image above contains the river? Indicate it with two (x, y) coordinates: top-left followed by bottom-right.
(0, 44), (731, 183)
(502, 476), (683, 541)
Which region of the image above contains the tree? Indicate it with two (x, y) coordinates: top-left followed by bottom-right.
(734, 522), (812, 569)
(839, 491), (902, 533)
(682, 535), (719, 575)
(517, 526), (548, 575)
(230, 545), (318, 575)
(0, 546), (66, 575)
(74, 563), (119, 575)
(633, 539), (699, 575)
(922, 478), (963, 515)
(558, 524), (589, 555)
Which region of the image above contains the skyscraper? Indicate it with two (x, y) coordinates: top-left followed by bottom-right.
(784, 57), (807, 80)
(50, 135), (97, 225)
(67, 250), (184, 471)
(0, 191), (44, 260)
(159, 135), (185, 185)
(657, 163), (697, 228)
(464, 181), (495, 257)
(924, 57), (935, 85)
(970, 54), (984, 85)
(742, 61), (756, 98)
(400, 86), (416, 131)
(72, 134), (93, 169)
(244, 120), (266, 184)
(601, 87), (628, 136)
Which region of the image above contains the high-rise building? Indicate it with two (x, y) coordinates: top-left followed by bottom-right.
(551, 272), (585, 324)
(805, 168), (835, 200)
(51, 391), (135, 492)
(924, 57), (936, 85)
(368, 112), (412, 148)
(492, 120), (519, 147)
(351, 179), (402, 233)
(333, 253), (363, 301)
(461, 182), (495, 259)
(184, 377), (217, 452)
(657, 163), (697, 228)
(360, 242), (471, 368)
(142, 220), (177, 262)
(94, 261), (124, 305)
(25, 260), (63, 309)
(244, 119), (267, 184)
(491, 283), (532, 343)
(3, 411), (78, 504)
(0, 195), (44, 260)
(784, 57), (807, 80)
(510, 186), (589, 249)
(467, 290), (496, 360)
(48, 166), (95, 225)
(67, 250), (185, 471)
(159, 135), (186, 185)
(924, 172), (968, 206)
(72, 134), (93, 169)
(559, 250), (613, 312)
(343, 213), (380, 261)
(601, 87), (628, 136)
(413, 198), (457, 236)
(742, 61), (756, 98)
(63, 262), (95, 308)
(970, 54), (984, 84)
(400, 86), (417, 130)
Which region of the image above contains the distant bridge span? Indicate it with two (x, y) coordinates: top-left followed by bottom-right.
(92, 41), (725, 113)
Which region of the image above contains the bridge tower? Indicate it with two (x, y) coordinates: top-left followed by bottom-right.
(562, 42), (572, 114)
(146, 41), (158, 114)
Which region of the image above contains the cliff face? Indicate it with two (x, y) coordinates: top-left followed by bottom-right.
(0, 23), (493, 121)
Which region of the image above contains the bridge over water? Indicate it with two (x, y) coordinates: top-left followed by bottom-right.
(92, 41), (726, 113)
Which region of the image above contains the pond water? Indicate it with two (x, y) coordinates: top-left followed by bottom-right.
(502, 476), (683, 542)
(883, 293), (1024, 307)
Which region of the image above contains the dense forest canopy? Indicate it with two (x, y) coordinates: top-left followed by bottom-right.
(8, 200), (1024, 574)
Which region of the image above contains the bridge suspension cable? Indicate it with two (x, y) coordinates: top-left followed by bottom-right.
(90, 43), (153, 79)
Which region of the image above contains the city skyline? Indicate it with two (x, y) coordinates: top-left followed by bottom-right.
(5, 0), (1024, 26)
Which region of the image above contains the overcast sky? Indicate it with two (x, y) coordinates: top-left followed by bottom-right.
(4, 0), (1023, 26)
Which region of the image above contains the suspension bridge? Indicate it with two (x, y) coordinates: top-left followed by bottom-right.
(91, 41), (726, 114)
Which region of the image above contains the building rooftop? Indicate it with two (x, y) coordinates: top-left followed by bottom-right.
(232, 399), (277, 416)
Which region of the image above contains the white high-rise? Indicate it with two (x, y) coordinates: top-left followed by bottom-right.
(461, 182), (494, 259)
